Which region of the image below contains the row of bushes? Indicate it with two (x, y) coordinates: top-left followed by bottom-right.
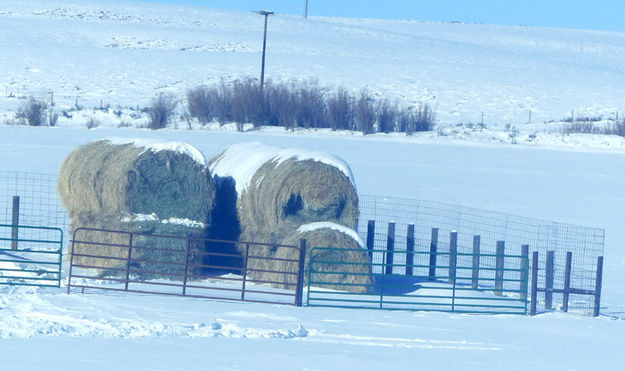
(184, 78), (435, 134)
(561, 120), (625, 137)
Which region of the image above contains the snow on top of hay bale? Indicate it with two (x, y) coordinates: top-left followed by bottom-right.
(297, 222), (365, 248)
(274, 148), (355, 187)
(210, 142), (355, 196)
(105, 137), (207, 167)
(210, 142), (281, 195)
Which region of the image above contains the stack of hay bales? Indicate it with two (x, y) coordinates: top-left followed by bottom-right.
(58, 138), (215, 278)
(209, 142), (372, 292)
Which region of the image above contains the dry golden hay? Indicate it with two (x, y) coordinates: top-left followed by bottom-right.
(69, 212), (208, 279)
(243, 222), (373, 294)
(58, 138), (215, 223)
(209, 142), (358, 247)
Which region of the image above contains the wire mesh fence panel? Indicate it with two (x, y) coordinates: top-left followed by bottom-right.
(0, 171), (68, 251)
(358, 195), (604, 316)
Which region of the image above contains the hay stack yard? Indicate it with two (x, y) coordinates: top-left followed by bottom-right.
(209, 142), (358, 245)
(59, 138), (215, 278)
(244, 222), (373, 293)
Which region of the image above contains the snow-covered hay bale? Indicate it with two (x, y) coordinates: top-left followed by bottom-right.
(69, 212), (207, 278)
(59, 138), (215, 279)
(246, 222), (373, 293)
(209, 142), (358, 245)
(58, 138), (214, 222)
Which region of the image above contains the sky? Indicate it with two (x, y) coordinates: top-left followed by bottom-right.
(130, 0), (625, 33)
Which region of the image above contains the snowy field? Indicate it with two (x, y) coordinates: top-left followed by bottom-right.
(2, 0), (625, 370)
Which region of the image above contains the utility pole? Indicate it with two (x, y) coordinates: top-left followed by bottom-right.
(304, 0), (308, 18)
(254, 10), (274, 93)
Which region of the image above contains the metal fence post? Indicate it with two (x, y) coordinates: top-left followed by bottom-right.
(520, 244), (529, 301)
(495, 241), (505, 296)
(11, 196), (20, 250)
(125, 233), (133, 291)
(594, 256), (604, 317)
(562, 252), (572, 312)
(545, 251), (555, 309)
(241, 243), (250, 301)
(295, 239), (307, 307)
(385, 222), (395, 275)
(472, 235), (481, 289)
(182, 239), (191, 296)
(406, 224), (415, 276)
(429, 228), (439, 281)
(530, 251), (539, 315)
(449, 231), (457, 285)
(366, 220), (375, 260)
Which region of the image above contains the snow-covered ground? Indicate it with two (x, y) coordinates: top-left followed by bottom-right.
(2, 0), (625, 369)
(2, 0), (625, 126)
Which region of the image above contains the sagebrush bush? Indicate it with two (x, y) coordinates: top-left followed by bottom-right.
(147, 93), (177, 130)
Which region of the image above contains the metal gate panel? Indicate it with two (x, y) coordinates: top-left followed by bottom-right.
(0, 224), (63, 288)
(68, 227), (305, 306)
(306, 247), (528, 314)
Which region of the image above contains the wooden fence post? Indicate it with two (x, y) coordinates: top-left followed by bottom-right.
(295, 239), (307, 307)
(366, 220), (375, 260)
(471, 235), (480, 289)
(562, 251), (572, 312)
(495, 241), (505, 296)
(449, 231), (457, 285)
(520, 244), (529, 301)
(11, 196), (20, 250)
(594, 256), (604, 317)
(406, 224), (415, 276)
(530, 251), (539, 315)
(385, 222), (395, 275)
(545, 251), (555, 309)
(428, 228), (439, 281)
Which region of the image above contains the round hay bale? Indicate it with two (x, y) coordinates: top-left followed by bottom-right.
(209, 142), (358, 246)
(244, 222), (373, 294)
(59, 138), (214, 222)
(69, 212), (208, 279)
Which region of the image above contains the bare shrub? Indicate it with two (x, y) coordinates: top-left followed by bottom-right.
(265, 80), (297, 129)
(147, 93), (177, 130)
(398, 104), (435, 135)
(86, 117), (100, 129)
(17, 97), (48, 126)
(327, 88), (354, 131)
(295, 80), (326, 129)
(48, 109), (59, 127)
(186, 86), (212, 124)
(354, 90), (376, 134)
(377, 99), (398, 134)
(561, 122), (598, 135)
(413, 103), (435, 132)
(231, 78), (264, 130)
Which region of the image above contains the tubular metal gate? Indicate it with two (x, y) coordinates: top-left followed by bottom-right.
(67, 227), (306, 306)
(306, 246), (529, 314)
(0, 224), (63, 288)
